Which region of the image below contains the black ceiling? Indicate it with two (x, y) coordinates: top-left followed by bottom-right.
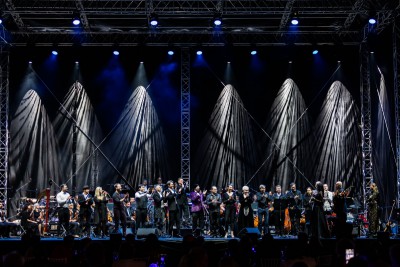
(1, 0), (399, 46)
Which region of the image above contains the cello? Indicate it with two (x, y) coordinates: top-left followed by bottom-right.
(284, 208), (291, 234)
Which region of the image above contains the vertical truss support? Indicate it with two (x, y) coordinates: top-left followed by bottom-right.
(181, 48), (190, 188)
(394, 17), (400, 208)
(71, 81), (79, 196)
(0, 46), (9, 214)
(360, 42), (373, 212)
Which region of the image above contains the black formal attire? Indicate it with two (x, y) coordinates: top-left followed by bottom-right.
(165, 188), (181, 236)
(311, 190), (329, 238)
(206, 192), (221, 237)
(222, 191), (237, 233)
(272, 193), (287, 235)
(125, 204), (136, 234)
(152, 191), (164, 232)
(94, 195), (109, 236)
(238, 193), (254, 231)
(0, 211), (12, 238)
(303, 193), (313, 235)
(56, 191), (71, 236)
(256, 192), (270, 235)
(177, 183), (190, 225)
(20, 210), (39, 236)
(135, 191), (149, 231)
(367, 189), (379, 235)
(112, 191), (127, 235)
(78, 192), (93, 235)
(333, 189), (347, 238)
(286, 189), (302, 235)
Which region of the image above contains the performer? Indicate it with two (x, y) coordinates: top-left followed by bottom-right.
(238, 185), (254, 231)
(152, 184), (164, 232)
(177, 178), (190, 227)
(323, 184), (333, 215)
(222, 184), (236, 238)
(367, 183), (379, 237)
(112, 183), (129, 236)
(94, 186), (109, 238)
(135, 184), (149, 231)
(78, 185), (93, 236)
(311, 181), (329, 239)
(271, 185), (287, 236)
(286, 182), (302, 235)
(256, 184), (270, 235)
(206, 186), (222, 237)
(302, 187), (313, 235)
(68, 203), (80, 237)
(0, 202), (12, 238)
(20, 204), (39, 236)
(56, 184), (71, 236)
(333, 181), (347, 238)
(32, 203), (44, 236)
(190, 184), (206, 236)
(164, 180), (181, 237)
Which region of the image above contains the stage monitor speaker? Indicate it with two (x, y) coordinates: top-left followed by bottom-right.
(136, 228), (160, 238)
(238, 227), (261, 239)
(377, 231), (390, 241)
(110, 233), (122, 243)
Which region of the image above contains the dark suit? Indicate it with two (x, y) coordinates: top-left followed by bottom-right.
(78, 193), (93, 235)
(165, 188), (180, 236)
(152, 191), (164, 231)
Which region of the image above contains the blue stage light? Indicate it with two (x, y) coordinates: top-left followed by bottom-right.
(312, 50), (319, 55)
(196, 50), (203, 55)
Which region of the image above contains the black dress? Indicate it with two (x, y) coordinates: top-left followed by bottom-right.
(238, 193), (254, 230)
(94, 195), (108, 235)
(311, 190), (329, 238)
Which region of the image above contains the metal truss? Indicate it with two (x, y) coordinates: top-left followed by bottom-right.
(181, 47), (190, 188)
(394, 17), (400, 208)
(0, 46), (9, 214)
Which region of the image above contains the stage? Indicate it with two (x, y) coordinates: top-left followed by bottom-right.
(1, 233), (400, 267)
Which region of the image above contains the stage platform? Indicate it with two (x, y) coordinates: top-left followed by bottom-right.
(1, 233), (400, 267)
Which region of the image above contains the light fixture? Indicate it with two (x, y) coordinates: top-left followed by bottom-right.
(250, 50), (257, 55)
(149, 13), (158, 27)
(196, 50), (203, 55)
(312, 49), (319, 55)
(168, 50), (174, 56)
(72, 12), (80, 26)
(113, 50), (119, 56)
(291, 11), (299, 25)
(112, 43), (120, 55)
(368, 18), (376, 25)
(213, 13), (222, 26)
(52, 50), (58, 56)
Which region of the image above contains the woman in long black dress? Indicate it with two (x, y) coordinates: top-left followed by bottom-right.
(311, 181), (329, 238)
(94, 186), (109, 238)
(222, 184), (237, 238)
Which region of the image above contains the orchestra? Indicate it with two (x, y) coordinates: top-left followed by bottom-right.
(0, 177), (384, 240)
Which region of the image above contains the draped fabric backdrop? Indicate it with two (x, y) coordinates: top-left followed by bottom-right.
(193, 84), (259, 191)
(9, 90), (62, 216)
(261, 78), (314, 192)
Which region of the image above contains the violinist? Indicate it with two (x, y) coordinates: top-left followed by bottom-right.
(206, 186), (221, 237)
(222, 184), (236, 238)
(78, 185), (93, 236)
(56, 184), (72, 236)
(94, 186), (109, 238)
(112, 183), (129, 236)
(256, 184), (270, 235)
(333, 181), (347, 238)
(286, 183), (302, 235)
(238, 186), (254, 231)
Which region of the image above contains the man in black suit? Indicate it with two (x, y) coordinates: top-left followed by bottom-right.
(164, 180), (181, 237)
(152, 184), (164, 233)
(78, 185), (93, 236)
(176, 177), (190, 227)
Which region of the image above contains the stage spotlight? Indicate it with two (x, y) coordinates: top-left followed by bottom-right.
(28, 61), (32, 64)
(368, 18), (376, 25)
(52, 50), (58, 56)
(72, 12), (81, 26)
(75, 61), (79, 64)
(213, 13), (222, 26)
(0, 10), (3, 24)
(312, 49), (319, 55)
(168, 50), (174, 56)
(113, 50), (119, 56)
(196, 50), (203, 55)
(291, 11), (299, 25)
(149, 13), (158, 27)
(250, 50), (257, 55)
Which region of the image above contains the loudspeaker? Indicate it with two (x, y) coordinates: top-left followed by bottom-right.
(110, 233), (122, 242)
(238, 227), (261, 239)
(136, 228), (160, 238)
(377, 231), (390, 241)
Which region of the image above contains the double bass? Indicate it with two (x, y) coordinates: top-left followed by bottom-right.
(284, 208), (291, 234)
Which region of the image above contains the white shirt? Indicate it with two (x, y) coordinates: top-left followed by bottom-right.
(56, 191), (70, 208)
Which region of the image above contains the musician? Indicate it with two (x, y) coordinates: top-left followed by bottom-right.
(20, 204), (39, 236)
(286, 183), (302, 235)
(323, 184), (333, 215)
(0, 202), (12, 238)
(206, 186), (221, 237)
(222, 184), (236, 238)
(56, 184), (71, 236)
(164, 180), (182, 237)
(135, 184), (149, 231)
(302, 187), (313, 235)
(311, 181), (328, 239)
(367, 183), (379, 237)
(177, 178), (190, 227)
(152, 185), (164, 232)
(333, 181), (347, 238)
(94, 186), (109, 238)
(271, 185), (287, 236)
(32, 204), (44, 236)
(156, 177), (166, 192)
(78, 185), (93, 236)
(256, 184), (270, 235)
(190, 184), (206, 235)
(68, 203), (80, 237)
(112, 183), (129, 236)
